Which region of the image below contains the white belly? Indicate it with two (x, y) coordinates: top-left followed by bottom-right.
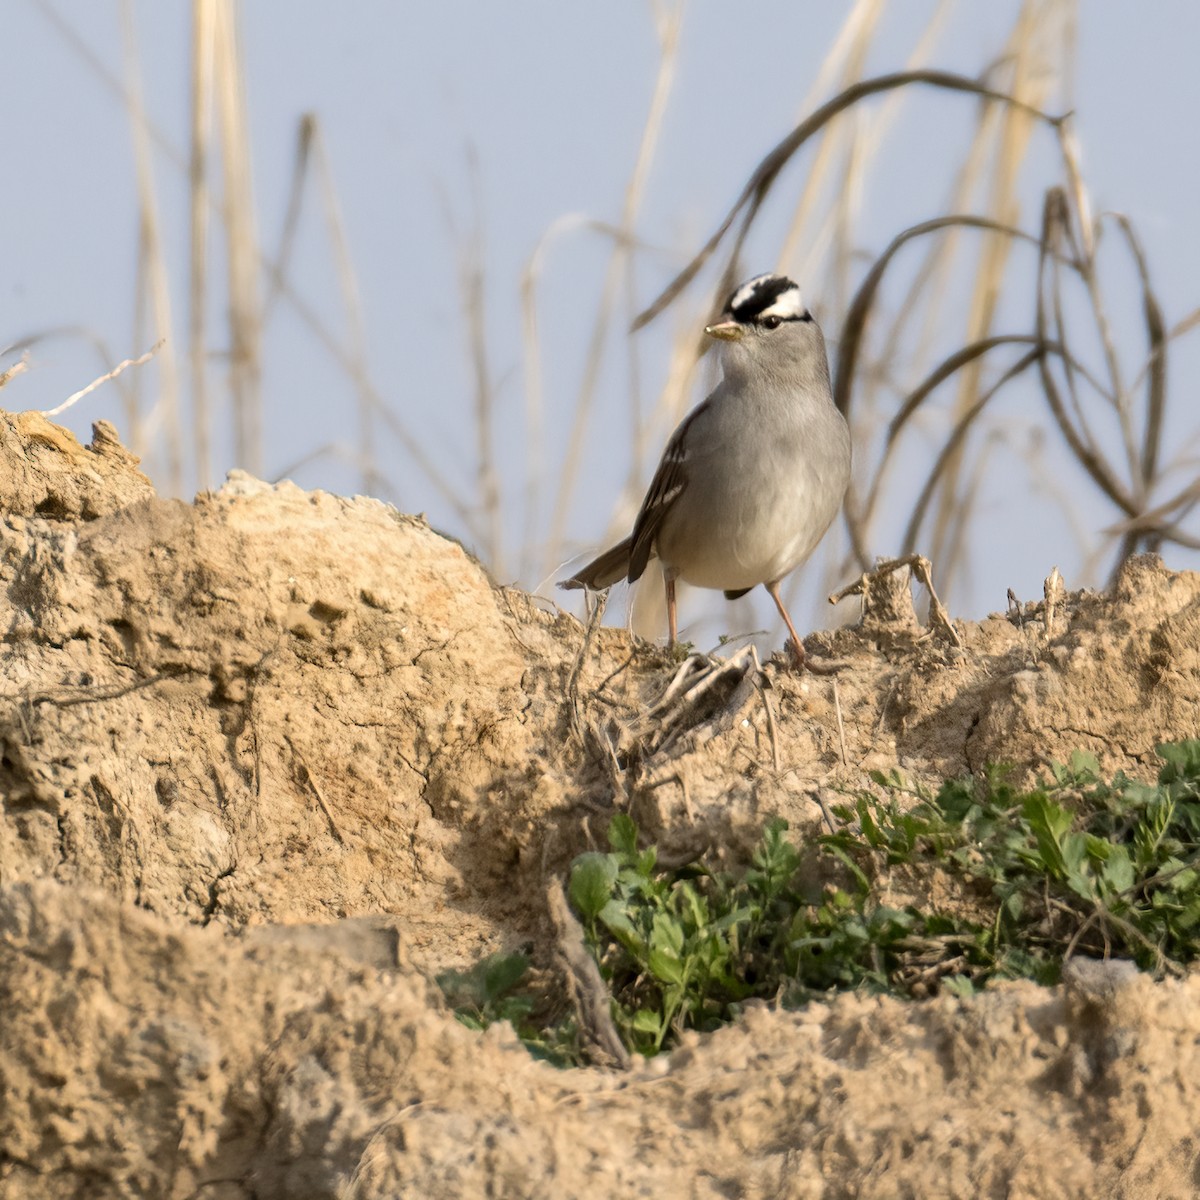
(655, 402), (850, 591)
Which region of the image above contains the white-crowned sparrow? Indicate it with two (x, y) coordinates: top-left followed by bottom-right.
(560, 272), (851, 669)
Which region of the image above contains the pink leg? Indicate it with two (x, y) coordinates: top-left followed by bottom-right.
(765, 579), (805, 670)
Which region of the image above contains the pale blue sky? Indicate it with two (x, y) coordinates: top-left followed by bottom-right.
(4, 3), (1198, 640)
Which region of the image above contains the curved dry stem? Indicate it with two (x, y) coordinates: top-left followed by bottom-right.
(1077, 210), (1137, 486)
(519, 216), (662, 579)
(1035, 190), (1137, 518)
(834, 214), (1061, 568)
(1129, 308), (1200, 396)
(1109, 214), (1167, 496)
(900, 347), (1042, 554)
(852, 330), (1109, 569)
(123, 0), (183, 489)
(1106, 475), (1200, 554)
(833, 215), (1053, 419)
(850, 334), (1042, 565)
(633, 69), (1064, 332)
(262, 113), (315, 322)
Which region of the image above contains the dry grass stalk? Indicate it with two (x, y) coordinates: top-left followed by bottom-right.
(930, 3), (1055, 583)
(266, 115), (465, 523)
(0, 356), (30, 391)
(632, 68), (1060, 335)
(121, 0), (183, 494)
(448, 150), (504, 573)
(213, 0), (263, 478)
(543, 1), (683, 576)
(309, 117), (378, 498)
(188, 0), (216, 488)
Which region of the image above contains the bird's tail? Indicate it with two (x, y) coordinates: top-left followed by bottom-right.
(558, 536), (633, 591)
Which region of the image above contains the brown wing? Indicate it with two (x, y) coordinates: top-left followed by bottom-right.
(626, 403), (705, 582)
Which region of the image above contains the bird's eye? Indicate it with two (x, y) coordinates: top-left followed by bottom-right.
(762, 315), (782, 330)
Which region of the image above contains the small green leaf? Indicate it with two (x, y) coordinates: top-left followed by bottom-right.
(569, 852), (618, 920)
(1067, 749), (1100, 782)
(598, 899), (645, 955)
(713, 905), (755, 932)
(1024, 794), (1072, 876)
(650, 912), (685, 956)
(942, 974), (976, 998)
(608, 812), (639, 856)
(1157, 740), (1200, 785)
(482, 952), (530, 1002)
(631, 1008), (663, 1034)
(647, 948), (684, 985)
(1100, 844), (1134, 894)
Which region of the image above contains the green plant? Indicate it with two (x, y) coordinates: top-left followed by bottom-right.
(437, 742), (1200, 1063)
(436, 952), (579, 1067)
(566, 739), (1200, 1056)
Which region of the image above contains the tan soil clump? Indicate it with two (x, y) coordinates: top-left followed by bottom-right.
(3, 416), (1199, 1197)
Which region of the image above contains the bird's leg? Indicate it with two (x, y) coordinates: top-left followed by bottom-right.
(765, 579), (806, 670)
(665, 573), (678, 648)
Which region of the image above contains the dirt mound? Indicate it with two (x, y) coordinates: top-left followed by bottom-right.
(3, 415), (1199, 1197)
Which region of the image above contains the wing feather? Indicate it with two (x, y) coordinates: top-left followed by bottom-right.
(626, 402), (706, 582)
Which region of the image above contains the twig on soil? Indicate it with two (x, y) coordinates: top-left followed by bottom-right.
(643, 646), (762, 759)
(546, 878), (631, 1070)
(833, 676), (848, 768)
(594, 650), (636, 698)
(759, 675), (781, 775)
(16, 667), (199, 709)
(1007, 588), (1025, 629)
(810, 789), (839, 835)
(288, 742), (346, 845)
(566, 590), (608, 747)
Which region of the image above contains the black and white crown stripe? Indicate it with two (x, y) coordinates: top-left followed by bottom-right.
(724, 273), (812, 325)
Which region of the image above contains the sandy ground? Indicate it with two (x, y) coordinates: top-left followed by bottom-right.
(2, 412), (1199, 1198)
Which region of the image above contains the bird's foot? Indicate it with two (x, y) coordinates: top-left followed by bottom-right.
(780, 636), (850, 675)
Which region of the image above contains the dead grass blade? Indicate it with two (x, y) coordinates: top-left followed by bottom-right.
(833, 212), (1049, 568)
(781, 0), (954, 280)
(854, 333), (1039, 555)
(448, 148), (503, 573)
(929, 13), (1038, 578)
(309, 116), (378, 499)
(188, 0), (216, 488)
(834, 215), (1045, 419)
(0, 356), (29, 390)
(633, 69), (1064, 332)
(213, 0), (263, 477)
(263, 115), (315, 322)
(1109, 215), (1167, 503)
(1035, 189), (1137, 518)
(1130, 308), (1200, 397)
(543, 2), (683, 574)
(41, 341), (164, 419)
(900, 347), (1041, 555)
(121, 0), (183, 492)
